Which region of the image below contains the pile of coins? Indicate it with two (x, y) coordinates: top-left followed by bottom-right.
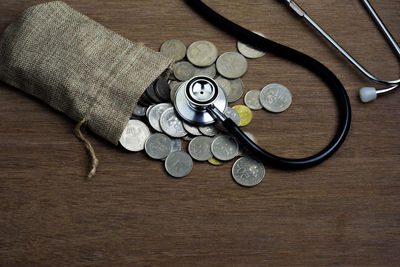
(119, 38), (293, 187)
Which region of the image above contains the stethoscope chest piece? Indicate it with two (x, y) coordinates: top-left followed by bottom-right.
(174, 76), (227, 125)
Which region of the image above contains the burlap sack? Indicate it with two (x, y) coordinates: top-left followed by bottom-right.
(0, 1), (173, 177)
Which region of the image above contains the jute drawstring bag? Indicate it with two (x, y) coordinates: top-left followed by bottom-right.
(0, 1), (173, 178)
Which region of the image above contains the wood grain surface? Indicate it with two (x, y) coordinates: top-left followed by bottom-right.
(0, 0), (399, 266)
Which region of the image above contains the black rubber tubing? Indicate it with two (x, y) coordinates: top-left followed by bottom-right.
(185, 0), (352, 169)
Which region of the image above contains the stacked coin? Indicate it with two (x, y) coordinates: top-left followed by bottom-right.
(118, 37), (298, 187)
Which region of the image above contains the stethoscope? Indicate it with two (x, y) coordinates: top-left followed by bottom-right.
(283, 0), (400, 103)
(181, 0), (351, 169)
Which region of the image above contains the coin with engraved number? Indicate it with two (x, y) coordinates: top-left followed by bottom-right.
(198, 124), (219, 137)
(232, 156), (265, 187)
(160, 39), (186, 62)
(233, 105), (253, 126)
(154, 78), (171, 102)
(165, 151), (193, 178)
(237, 31), (267, 59)
(160, 107), (188, 138)
(144, 133), (172, 160)
(148, 103), (173, 132)
(173, 61), (196, 82)
(188, 136), (213, 161)
(208, 157), (224, 166)
(244, 89), (262, 110)
(187, 40), (218, 67)
(211, 135), (239, 161)
(216, 52), (248, 79)
(119, 120), (151, 152)
(183, 121), (202, 136)
(260, 83), (292, 113)
(194, 63), (216, 78)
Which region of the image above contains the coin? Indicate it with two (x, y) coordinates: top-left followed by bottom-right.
(183, 121), (202, 136)
(215, 76), (232, 99)
(229, 78), (244, 102)
(170, 138), (182, 153)
(146, 104), (155, 119)
(208, 157), (224, 166)
(160, 107), (188, 137)
(237, 31), (267, 59)
(198, 124), (219, 137)
(211, 135), (239, 161)
(139, 90), (155, 106)
(233, 105), (253, 126)
(244, 89), (262, 110)
(194, 63), (216, 78)
(188, 136), (213, 161)
(132, 104), (147, 117)
(215, 107), (240, 131)
(173, 61), (196, 82)
(187, 40), (218, 67)
(146, 82), (163, 103)
(232, 156), (265, 187)
(216, 52), (248, 79)
(160, 39), (186, 62)
(154, 78), (171, 102)
(260, 83), (292, 113)
(165, 151), (193, 178)
(144, 133), (172, 160)
(148, 103), (173, 132)
(119, 119), (151, 152)
(169, 81), (183, 102)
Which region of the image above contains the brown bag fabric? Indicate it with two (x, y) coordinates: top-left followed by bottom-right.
(0, 1), (172, 145)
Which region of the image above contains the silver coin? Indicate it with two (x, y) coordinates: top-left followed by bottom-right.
(148, 103), (173, 132)
(187, 40), (218, 67)
(173, 61), (196, 81)
(198, 124), (219, 137)
(188, 136), (213, 161)
(132, 104), (147, 117)
(183, 121), (202, 136)
(160, 39), (186, 62)
(232, 156), (265, 187)
(146, 104), (155, 119)
(229, 78), (244, 102)
(169, 81), (183, 103)
(165, 151), (193, 178)
(216, 52), (248, 79)
(154, 78), (171, 102)
(194, 63), (217, 78)
(170, 138), (182, 153)
(237, 31), (267, 59)
(244, 89), (262, 110)
(144, 133), (172, 160)
(160, 107), (188, 137)
(260, 83), (292, 113)
(211, 135), (239, 161)
(215, 107), (240, 131)
(215, 76), (232, 99)
(119, 119), (151, 152)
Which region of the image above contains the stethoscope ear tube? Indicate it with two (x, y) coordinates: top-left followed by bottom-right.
(186, 0), (352, 169)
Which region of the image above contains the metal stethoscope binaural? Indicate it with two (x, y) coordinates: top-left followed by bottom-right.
(284, 0), (400, 103)
(181, 0), (397, 169)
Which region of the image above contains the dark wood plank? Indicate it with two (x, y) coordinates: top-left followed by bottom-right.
(0, 0), (399, 265)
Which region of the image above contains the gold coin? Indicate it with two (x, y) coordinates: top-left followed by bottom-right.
(208, 156), (224, 166)
(232, 105), (253, 126)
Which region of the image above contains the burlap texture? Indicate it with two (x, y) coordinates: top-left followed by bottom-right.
(0, 1), (173, 145)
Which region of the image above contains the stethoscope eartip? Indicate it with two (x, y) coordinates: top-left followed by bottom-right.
(360, 87), (377, 103)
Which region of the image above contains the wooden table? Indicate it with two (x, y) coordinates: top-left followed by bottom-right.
(1, 0), (399, 265)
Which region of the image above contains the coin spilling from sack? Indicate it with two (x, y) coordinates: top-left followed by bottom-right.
(120, 37), (293, 187)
